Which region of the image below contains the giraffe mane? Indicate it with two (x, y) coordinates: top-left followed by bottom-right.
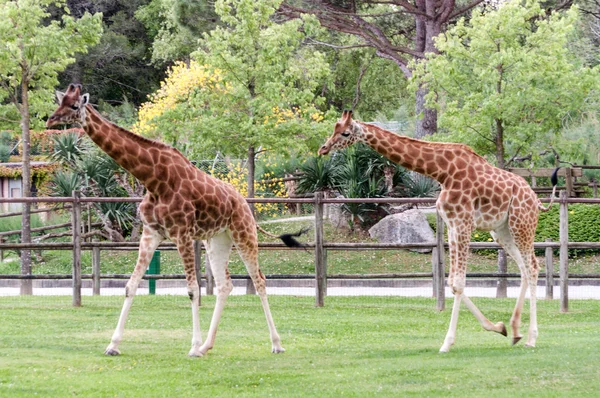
(86, 104), (190, 163)
(359, 122), (486, 161)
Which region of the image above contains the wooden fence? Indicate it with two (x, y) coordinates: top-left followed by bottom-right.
(1, 191), (600, 312)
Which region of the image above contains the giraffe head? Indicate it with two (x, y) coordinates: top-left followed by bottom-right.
(46, 84), (90, 128)
(318, 110), (362, 156)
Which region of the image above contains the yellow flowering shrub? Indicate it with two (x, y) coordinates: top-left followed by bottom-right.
(263, 105), (325, 127)
(215, 163), (287, 219)
(134, 61), (224, 136)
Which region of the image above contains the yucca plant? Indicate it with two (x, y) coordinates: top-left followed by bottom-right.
(296, 155), (343, 194)
(50, 132), (86, 167)
(50, 170), (83, 197)
(402, 172), (440, 198)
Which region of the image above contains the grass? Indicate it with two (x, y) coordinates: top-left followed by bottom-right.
(0, 295), (599, 396)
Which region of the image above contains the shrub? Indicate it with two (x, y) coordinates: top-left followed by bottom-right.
(427, 204), (600, 256)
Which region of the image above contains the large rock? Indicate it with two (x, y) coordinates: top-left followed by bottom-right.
(368, 209), (435, 253)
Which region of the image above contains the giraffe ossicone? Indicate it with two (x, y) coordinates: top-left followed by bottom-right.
(47, 83), (305, 357)
(320, 110), (558, 352)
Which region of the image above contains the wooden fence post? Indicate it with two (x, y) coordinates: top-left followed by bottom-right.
(565, 168), (573, 198)
(559, 191), (569, 312)
(193, 240), (202, 305)
(92, 245), (101, 296)
(71, 191), (82, 307)
(314, 191), (326, 307)
(496, 249), (507, 298)
(432, 211), (445, 310)
(205, 252), (214, 296)
(545, 238), (554, 300)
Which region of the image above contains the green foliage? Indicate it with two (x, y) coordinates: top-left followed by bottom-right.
(402, 172), (440, 198)
(0, 0), (103, 130)
(136, 0), (219, 65)
(58, 0), (163, 106)
(50, 133), (86, 166)
(49, 135), (137, 239)
(0, 144), (11, 162)
(296, 155), (343, 194)
(50, 170), (83, 197)
(184, 0), (333, 159)
(412, 0), (600, 166)
(537, 204), (600, 255)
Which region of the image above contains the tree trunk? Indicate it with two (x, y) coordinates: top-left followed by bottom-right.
(495, 118), (505, 169)
(415, 85), (438, 138)
(247, 145), (255, 216)
(20, 75), (32, 295)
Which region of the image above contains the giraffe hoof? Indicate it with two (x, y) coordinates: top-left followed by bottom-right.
(188, 350), (204, 358)
(104, 348), (121, 356)
(497, 322), (507, 337)
(512, 336), (522, 346)
(272, 346), (285, 354)
(524, 342), (536, 348)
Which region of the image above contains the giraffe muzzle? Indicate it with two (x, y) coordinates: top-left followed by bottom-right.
(318, 145), (330, 156)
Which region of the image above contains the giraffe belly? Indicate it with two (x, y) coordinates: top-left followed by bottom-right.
(473, 211), (508, 232)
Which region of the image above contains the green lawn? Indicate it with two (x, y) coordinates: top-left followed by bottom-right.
(0, 296), (599, 396)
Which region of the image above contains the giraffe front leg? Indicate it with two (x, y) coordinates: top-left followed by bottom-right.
(440, 292), (462, 353)
(175, 238), (205, 357)
(105, 227), (161, 356)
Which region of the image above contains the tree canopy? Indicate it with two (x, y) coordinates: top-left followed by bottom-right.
(412, 0), (600, 168)
(137, 0), (334, 161)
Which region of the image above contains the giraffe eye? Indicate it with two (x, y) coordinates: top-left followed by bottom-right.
(341, 132), (350, 137)
(70, 105), (79, 110)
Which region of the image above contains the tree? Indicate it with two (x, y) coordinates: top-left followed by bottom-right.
(278, 0), (487, 138)
(412, 0), (600, 167)
(57, 0), (165, 107)
(137, 0), (334, 201)
(135, 0), (220, 65)
(0, 0), (102, 294)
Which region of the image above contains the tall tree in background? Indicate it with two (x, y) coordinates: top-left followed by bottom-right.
(136, 0), (220, 65)
(0, 0), (102, 294)
(137, 0), (333, 202)
(412, 0), (600, 168)
(278, 0), (487, 138)
(57, 0), (163, 107)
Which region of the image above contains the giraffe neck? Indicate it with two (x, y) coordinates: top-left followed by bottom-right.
(356, 122), (479, 184)
(82, 104), (188, 189)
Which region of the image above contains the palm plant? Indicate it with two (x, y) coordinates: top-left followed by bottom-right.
(402, 172), (440, 198)
(296, 155), (343, 194)
(50, 132), (86, 167)
(50, 134), (143, 241)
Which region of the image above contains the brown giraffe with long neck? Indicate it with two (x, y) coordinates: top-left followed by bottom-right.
(47, 84), (288, 357)
(319, 111), (557, 352)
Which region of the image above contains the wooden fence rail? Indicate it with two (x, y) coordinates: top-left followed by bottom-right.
(0, 192), (599, 312)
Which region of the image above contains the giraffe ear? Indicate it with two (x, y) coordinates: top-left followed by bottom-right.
(55, 91), (65, 104)
(81, 93), (89, 106)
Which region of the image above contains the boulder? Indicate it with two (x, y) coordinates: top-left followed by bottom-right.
(368, 209), (435, 253)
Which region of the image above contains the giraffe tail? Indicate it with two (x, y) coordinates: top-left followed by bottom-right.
(256, 225), (311, 250)
(538, 167), (560, 212)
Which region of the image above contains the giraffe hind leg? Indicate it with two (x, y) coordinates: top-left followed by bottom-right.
(196, 231), (234, 356)
(235, 237), (284, 353)
(493, 224), (537, 346)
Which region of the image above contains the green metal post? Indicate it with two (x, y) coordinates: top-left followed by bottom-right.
(147, 250), (160, 295)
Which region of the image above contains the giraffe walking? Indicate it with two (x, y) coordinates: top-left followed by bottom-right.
(319, 111), (557, 352)
(47, 84), (289, 357)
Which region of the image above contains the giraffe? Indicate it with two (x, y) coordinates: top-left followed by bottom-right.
(46, 84), (290, 357)
(319, 110), (557, 352)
